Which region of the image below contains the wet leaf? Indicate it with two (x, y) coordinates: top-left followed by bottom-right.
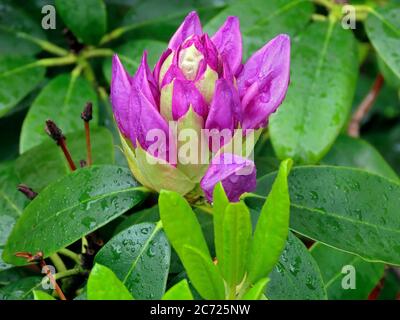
(95, 222), (170, 300)
(2, 165), (147, 266)
(269, 21), (358, 164)
(87, 263), (133, 300)
(311, 242), (384, 300)
(247, 166), (400, 265)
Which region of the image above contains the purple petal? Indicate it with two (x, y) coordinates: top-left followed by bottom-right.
(132, 51), (160, 109)
(205, 77), (241, 151)
(211, 16), (242, 75)
(168, 11), (202, 50)
(172, 79), (208, 120)
(129, 84), (172, 162)
(237, 34), (290, 129)
(153, 49), (172, 85)
(110, 54), (132, 137)
(200, 153), (256, 202)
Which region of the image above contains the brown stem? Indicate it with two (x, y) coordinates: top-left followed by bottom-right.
(40, 260), (67, 300)
(84, 122), (92, 166)
(45, 120), (77, 171)
(59, 139), (77, 171)
(15, 251), (66, 300)
(348, 74), (384, 137)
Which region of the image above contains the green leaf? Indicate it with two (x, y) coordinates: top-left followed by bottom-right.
(159, 190), (210, 259)
(2, 165), (147, 266)
(365, 4), (400, 81)
(0, 163), (28, 271)
(311, 243), (384, 300)
(20, 74), (98, 153)
(114, 205), (160, 235)
(0, 56), (45, 117)
(212, 183), (229, 266)
(269, 21), (358, 164)
(119, 0), (227, 41)
(162, 279), (193, 300)
(0, 266), (33, 287)
(221, 202), (252, 288)
(247, 159), (292, 284)
(87, 264), (134, 300)
(0, 3), (46, 55)
(247, 166), (400, 265)
(95, 222), (170, 300)
(321, 135), (399, 181)
(33, 290), (56, 300)
(181, 245), (225, 300)
(102, 40), (167, 84)
(55, 0), (107, 45)
(0, 276), (42, 300)
(266, 232), (327, 300)
(16, 127), (115, 191)
(242, 278), (269, 300)
(204, 0), (314, 59)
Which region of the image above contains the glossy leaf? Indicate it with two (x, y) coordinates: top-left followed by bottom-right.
(2, 165), (147, 266)
(95, 222), (170, 300)
(269, 21), (358, 164)
(162, 279), (193, 300)
(114, 205), (160, 235)
(212, 183), (229, 267)
(0, 56), (45, 117)
(221, 202), (252, 288)
(266, 232), (327, 300)
(102, 40), (167, 84)
(16, 127), (115, 191)
(159, 190), (210, 259)
(311, 243), (384, 300)
(20, 74), (98, 153)
(205, 0), (314, 59)
(87, 264), (134, 300)
(365, 5), (400, 80)
(247, 159), (292, 284)
(33, 290), (56, 300)
(247, 166), (400, 265)
(321, 135), (399, 181)
(55, 0), (107, 45)
(181, 245), (225, 300)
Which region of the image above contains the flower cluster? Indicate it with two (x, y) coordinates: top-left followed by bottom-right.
(111, 11), (290, 202)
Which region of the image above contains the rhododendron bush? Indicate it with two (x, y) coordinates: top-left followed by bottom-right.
(0, 0), (399, 302)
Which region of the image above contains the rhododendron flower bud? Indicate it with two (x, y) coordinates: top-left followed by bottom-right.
(110, 11), (290, 202)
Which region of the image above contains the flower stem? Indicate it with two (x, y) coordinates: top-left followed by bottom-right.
(54, 267), (84, 281)
(58, 248), (82, 266)
(59, 138), (77, 171)
(348, 74), (384, 137)
(50, 253), (67, 273)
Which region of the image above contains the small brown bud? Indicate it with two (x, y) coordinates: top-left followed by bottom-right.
(45, 119), (65, 144)
(81, 102), (93, 122)
(17, 184), (38, 200)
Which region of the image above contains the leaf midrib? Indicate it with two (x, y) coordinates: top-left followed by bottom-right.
(12, 186), (143, 248)
(122, 222), (162, 284)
